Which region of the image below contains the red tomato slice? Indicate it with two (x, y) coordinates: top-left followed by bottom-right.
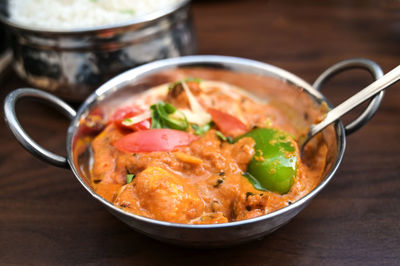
(114, 129), (198, 153)
(208, 108), (247, 137)
(109, 106), (151, 131)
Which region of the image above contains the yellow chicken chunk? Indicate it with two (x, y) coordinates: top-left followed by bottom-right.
(135, 167), (204, 223)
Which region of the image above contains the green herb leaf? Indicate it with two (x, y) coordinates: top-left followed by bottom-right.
(168, 78), (202, 91)
(150, 102), (188, 131)
(216, 131), (227, 141)
(191, 122), (213, 135)
(123, 118), (133, 124)
(185, 77), (202, 83)
(226, 136), (234, 144)
(242, 172), (268, 191)
(164, 103), (176, 114)
(215, 130), (234, 143)
(126, 174), (135, 184)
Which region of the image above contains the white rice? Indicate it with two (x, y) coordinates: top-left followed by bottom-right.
(8, 0), (184, 30)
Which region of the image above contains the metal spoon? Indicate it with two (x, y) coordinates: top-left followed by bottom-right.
(301, 65), (400, 150)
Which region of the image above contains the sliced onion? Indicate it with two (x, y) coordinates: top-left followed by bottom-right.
(181, 81), (211, 126)
(121, 110), (152, 126)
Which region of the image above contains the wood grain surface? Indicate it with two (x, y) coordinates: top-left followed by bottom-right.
(1, 0), (399, 265)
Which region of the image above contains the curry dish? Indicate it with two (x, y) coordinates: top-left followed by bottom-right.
(86, 78), (328, 224)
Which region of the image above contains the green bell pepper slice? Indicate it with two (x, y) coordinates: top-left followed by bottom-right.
(239, 128), (298, 194)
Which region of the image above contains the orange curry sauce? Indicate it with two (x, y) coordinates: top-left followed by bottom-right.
(88, 79), (328, 224)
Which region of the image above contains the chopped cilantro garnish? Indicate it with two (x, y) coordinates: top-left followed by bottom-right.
(126, 174), (135, 184)
(191, 122), (213, 135)
(242, 172), (268, 191)
(216, 131), (227, 141)
(150, 102), (188, 131)
(216, 131), (234, 143)
(168, 78), (202, 91)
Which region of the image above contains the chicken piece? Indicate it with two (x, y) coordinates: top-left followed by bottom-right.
(223, 137), (255, 171)
(135, 167), (204, 223)
(113, 183), (152, 218)
(233, 190), (269, 221)
(96, 183), (122, 202)
(91, 124), (126, 184)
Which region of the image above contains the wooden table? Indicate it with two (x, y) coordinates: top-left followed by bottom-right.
(1, 0), (399, 264)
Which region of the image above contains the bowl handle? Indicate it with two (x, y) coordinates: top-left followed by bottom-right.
(4, 88), (76, 168)
(313, 58), (384, 136)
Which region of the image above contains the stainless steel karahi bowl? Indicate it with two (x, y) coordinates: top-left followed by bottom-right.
(4, 55), (384, 247)
(0, 0), (195, 101)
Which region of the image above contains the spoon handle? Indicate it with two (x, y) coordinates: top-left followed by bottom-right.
(309, 65), (400, 138)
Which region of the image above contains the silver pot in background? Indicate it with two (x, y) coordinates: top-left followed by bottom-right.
(0, 19), (12, 81)
(0, 0), (196, 101)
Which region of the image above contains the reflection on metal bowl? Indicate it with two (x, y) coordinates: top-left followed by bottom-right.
(0, 0), (196, 101)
